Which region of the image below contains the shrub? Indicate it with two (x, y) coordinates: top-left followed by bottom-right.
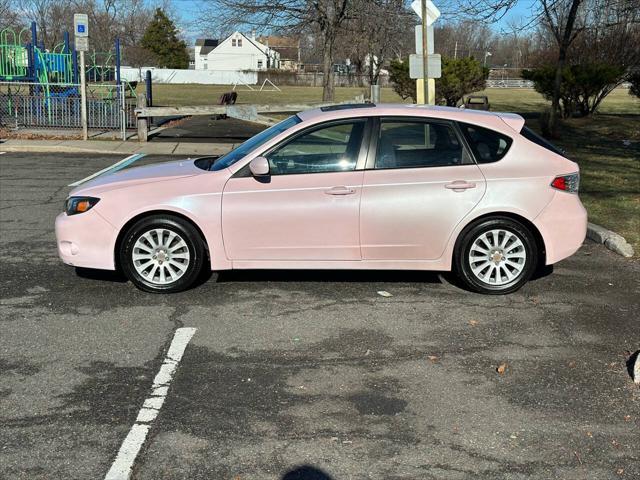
(522, 63), (626, 118)
(435, 57), (489, 107)
(389, 58), (416, 103)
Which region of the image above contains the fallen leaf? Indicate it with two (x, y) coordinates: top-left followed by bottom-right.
(497, 363), (508, 375)
(427, 355), (439, 363)
(586, 431), (593, 438)
(469, 320), (479, 326)
(624, 415), (631, 422)
(568, 361), (577, 368)
(617, 468), (624, 475)
(612, 439), (620, 448)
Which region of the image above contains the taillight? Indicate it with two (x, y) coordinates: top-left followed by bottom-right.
(551, 173), (579, 193)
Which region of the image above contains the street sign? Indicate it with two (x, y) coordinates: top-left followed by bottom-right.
(75, 37), (89, 52)
(73, 14), (89, 38)
(415, 24), (434, 55)
(409, 54), (442, 79)
(411, 0), (441, 25)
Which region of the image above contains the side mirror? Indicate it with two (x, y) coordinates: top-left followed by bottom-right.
(249, 156), (270, 176)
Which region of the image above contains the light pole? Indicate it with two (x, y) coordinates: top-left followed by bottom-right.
(484, 51), (492, 67)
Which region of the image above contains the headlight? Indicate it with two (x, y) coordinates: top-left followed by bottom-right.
(65, 196), (100, 215)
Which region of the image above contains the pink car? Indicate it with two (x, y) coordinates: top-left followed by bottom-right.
(55, 104), (587, 294)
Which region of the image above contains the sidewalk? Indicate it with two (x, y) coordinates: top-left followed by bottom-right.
(0, 139), (235, 156)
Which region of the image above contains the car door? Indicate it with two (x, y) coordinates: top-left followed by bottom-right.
(360, 117), (486, 260)
(222, 118), (370, 261)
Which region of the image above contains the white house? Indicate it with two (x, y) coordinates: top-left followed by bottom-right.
(194, 32), (280, 72)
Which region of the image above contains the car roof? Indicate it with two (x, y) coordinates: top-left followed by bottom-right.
(297, 104), (525, 134)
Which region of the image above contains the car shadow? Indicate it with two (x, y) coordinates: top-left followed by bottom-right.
(282, 466), (334, 480)
(74, 267), (128, 283)
(215, 269), (443, 284)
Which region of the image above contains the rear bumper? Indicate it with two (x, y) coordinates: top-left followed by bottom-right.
(55, 210), (118, 270)
(533, 191), (587, 265)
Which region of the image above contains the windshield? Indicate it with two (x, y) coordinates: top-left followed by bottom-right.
(211, 115), (302, 171)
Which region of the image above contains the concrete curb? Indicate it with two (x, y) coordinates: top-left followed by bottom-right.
(586, 222), (635, 258)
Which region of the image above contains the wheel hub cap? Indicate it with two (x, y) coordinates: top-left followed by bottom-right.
(132, 228), (190, 285)
(468, 229), (527, 286)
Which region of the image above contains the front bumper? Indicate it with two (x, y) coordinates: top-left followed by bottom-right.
(533, 191), (588, 265)
(55, 210), (118, 270)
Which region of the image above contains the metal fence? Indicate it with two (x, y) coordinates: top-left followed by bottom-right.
(486, 79), (534, 88)
(0, 82), (136, 139)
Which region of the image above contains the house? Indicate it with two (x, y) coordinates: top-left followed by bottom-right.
(193, 39), (219, 70)
(257, 35), (301, 71)
(193, 32), (279, 72)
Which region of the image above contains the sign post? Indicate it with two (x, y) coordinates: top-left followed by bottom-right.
(74, 14), (89, 140)
(411, 0), (440, 105)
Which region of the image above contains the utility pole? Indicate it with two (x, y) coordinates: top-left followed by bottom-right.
(421, 0), (429, 105)
(454, 41), (458, 60)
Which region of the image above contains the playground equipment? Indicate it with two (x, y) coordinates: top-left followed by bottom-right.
(1, 22), (135, 132)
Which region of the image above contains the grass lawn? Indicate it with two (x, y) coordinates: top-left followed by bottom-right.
(145, 83), (639, 254)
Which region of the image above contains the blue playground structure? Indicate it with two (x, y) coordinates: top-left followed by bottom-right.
(1, 21), (134, 131)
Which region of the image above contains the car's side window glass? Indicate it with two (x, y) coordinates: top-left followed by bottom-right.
(266, 121), (365, 175)
(375, 120), (472, 169)
(459, 122), (513, 163)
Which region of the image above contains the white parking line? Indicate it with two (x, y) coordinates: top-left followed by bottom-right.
(104, 327), (196, 480)
(0, 152), (6, 155)
(68, 153), (146, 187)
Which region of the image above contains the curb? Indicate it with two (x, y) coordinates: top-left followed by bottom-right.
(586, 222), (635, 258)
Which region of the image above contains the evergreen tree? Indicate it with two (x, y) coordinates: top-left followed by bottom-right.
(141, 9), (189, 69)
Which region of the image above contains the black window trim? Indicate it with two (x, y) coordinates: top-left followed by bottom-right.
(365, 116), (475, 170)
(232, 117), (373, 178)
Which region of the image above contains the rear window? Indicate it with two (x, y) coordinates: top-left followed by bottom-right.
(520, 126), (565, 157)
(459, 122), (512, 164)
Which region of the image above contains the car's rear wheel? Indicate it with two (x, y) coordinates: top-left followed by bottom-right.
(119, 215), (205, 293)
(454, 217), (538, 294)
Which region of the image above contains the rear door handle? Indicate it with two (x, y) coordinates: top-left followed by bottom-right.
(325, 186), (356, 195)
(445, 181), (476, 191)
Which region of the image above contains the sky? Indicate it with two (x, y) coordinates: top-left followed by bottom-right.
(174, 0), (539, 44)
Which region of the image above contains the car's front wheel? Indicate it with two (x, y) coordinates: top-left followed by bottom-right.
(119, 215), (205, 293)
(454, 217), (538, 294)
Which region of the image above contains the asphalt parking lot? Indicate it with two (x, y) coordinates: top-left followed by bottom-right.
(1, 151), (639, 480)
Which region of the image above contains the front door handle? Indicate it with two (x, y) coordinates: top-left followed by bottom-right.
(445, 180), (476, 191)
(325, 186), (356, 195)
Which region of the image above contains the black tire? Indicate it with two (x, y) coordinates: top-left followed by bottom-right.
(454, 217), (539, 295)
(119, 215), (206, 293)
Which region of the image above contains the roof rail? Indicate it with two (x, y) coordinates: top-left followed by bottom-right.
(320, 103), (376, 112)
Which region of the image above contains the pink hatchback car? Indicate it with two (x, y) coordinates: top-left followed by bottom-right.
(55, 104), (587, 294)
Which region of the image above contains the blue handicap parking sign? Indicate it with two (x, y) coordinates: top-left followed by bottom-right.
(77, 25), (85, 33)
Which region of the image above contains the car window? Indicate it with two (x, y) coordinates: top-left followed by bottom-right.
(211, 115), (301, 171)
(375, 120), (472, 169)
(266, 121), (365, 175)
(459, 122), (513, 163)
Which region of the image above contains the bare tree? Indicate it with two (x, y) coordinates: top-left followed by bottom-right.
(197, 0), (355, 101)
(339, 0), (414, 86)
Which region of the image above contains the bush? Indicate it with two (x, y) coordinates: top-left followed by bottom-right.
(389, 59), (416, 103)
(435, 57), (489, 107)
(629, 71), (640, 99)
(522, 63), (626, 118)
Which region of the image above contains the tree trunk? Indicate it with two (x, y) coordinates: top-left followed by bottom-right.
(322, 34), (335, 101)
(547, 0), (583, 137)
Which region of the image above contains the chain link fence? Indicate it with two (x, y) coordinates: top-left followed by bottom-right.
(0, 82), (136, 139)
